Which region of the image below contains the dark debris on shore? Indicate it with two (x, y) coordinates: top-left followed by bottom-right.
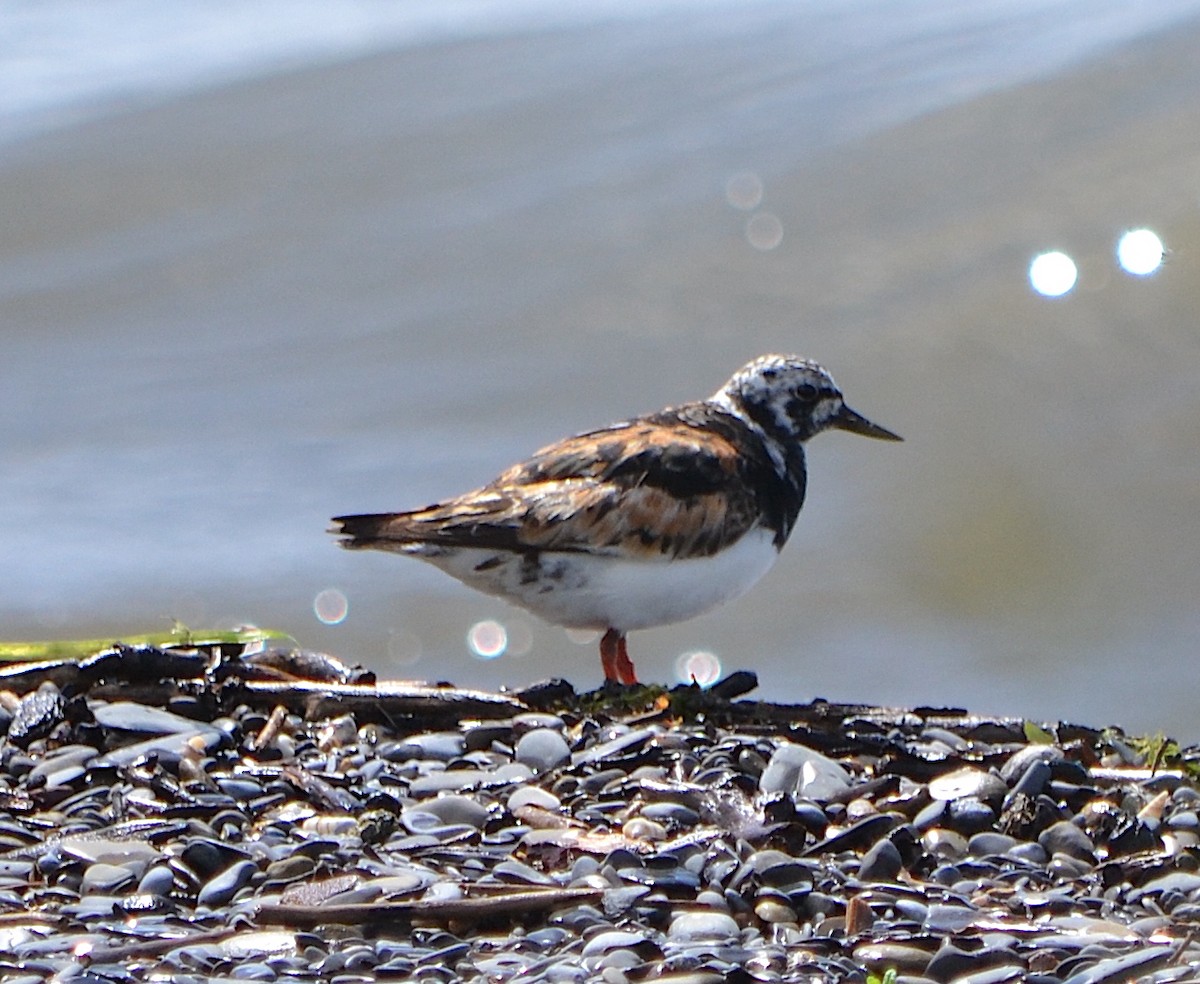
(0, 641), (1199, 983)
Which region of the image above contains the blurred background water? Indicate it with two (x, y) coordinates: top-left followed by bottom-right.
(4, 0), (1200, 736)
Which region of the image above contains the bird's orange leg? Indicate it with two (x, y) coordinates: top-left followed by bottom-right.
(600, 628), (638, 685)
(600, 629), (620, 682)
(614, 633), (638, 685)
(600, 629), (638, 684)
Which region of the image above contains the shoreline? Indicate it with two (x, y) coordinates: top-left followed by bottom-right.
(0, 641), (1197, 981)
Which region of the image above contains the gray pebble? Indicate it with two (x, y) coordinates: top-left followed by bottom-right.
(82, 861), (138, 895)
(420, 793), (490, 829)
(923, 902), (978, 933)
(197, 859), (257, 907)
(515, 729), (571, 772)
(999, 743), (1064, 783)
(512, 712), (566, 734)
(380, 732), (466, 762)
(928, 768), (1007, 805)
(668, 911), (740, 942)
(1038, 821), (1095, 863)
(1005, 841), (1049, 864)
(858, 838), (903, 882)
(925, 941), (1003, 980)
(409, 769), (486, 796)
(947, 796), (997, 833)
(1006, 760), (1052, 801)
(507, 786), (561, 811)
(852, 942), (932, 974)
(967, 831), (1019, 857)
(640, 801), (700, 826)
(759, 742), (851, 800)
(582, 930), (652, 956)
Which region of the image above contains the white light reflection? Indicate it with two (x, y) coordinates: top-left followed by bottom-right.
(313, 588), (348, 625)
(565, 628), (600, 646)
(387, 627), (422, 667)
(467, 619), (507, 659)
(746, 212), (783, 251)
(505, 618), (534, 657)
(674, 650), (722, 688)
(1117, 228), (1164, 276)
(725, 171), (763, 210)
(1029, 250), (1077, 297)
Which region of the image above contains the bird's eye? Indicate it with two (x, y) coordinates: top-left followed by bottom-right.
(793, 383), (817, 401)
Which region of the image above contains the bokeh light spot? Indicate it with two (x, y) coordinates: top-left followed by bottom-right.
(504, 618), (534, 657)
(1029, 250), (1077, 297)
(565, 628), (601, 646)
(387, 627), (422, 667)
(468, 619), (507, 660)
(725, 171), (764, 210)
(1117, 228), (1164, 276)
(746, 212), (783, 251)
(675, 650), (723, 688)
(313, 588), (348, 625)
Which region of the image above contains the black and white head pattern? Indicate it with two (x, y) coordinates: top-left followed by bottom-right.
(714, 354), (848, 445)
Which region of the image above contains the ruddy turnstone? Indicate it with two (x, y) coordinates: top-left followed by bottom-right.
(331, 354), (901, 684)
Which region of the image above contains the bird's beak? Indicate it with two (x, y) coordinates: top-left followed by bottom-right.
(833, 405), (903, 441)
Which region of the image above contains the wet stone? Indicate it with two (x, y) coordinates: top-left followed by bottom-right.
(7, 685), (65, 747)
(26, 745), (98, 788)
(197, 859), (257, 907)
(1006, 760), (1053, 802)
(380, 732), (466, 763)
(1038, 821), (1096, 863)
(137, 864), (176, 896)
(967, 831), (1019, 857)
(759, 742), (852, 801)
(999, 744), (1065, 783)
(947, 796), (998, 834)
(408, 769), (487, 796)
(515, 728), (572, 772)
(853, 942), (932, 974)
(508, 785), (561, 811)
(81, 861), (139, 895)
(672, 808), (725, 839)
(582, 930), (654, 956)
(858, 837), (903, 882)
(416, 794), (489, 828)
(928, 768), (1007, 805)
(914, 798), (948, 830)
(668, 912), (741, 943)
(754, 898), (797, 923)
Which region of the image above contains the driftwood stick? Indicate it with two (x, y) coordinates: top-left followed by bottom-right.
(257, 886), (604, 928)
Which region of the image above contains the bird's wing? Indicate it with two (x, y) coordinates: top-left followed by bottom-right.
(333, 415), (765, 559)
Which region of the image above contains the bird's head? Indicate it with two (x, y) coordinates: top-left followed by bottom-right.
(716, 353), (902, 445)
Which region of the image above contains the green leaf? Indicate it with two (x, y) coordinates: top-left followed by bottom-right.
(1023, 720), (1055, 744)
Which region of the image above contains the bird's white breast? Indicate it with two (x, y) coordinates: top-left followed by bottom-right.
(412, 528), (780, 632)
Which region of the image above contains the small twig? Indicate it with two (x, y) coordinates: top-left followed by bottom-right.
(257, 886), (603, 928)
(81, 927), (235, 965)
(247, 704), (288, 753)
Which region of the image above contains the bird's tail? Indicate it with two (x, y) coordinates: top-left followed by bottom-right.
(329, 513), (414, 552)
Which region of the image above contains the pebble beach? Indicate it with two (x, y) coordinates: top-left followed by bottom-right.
(2, 643), (1199, 983)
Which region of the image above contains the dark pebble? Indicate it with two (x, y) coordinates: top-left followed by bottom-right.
(1038, 821), (1096, 863)
(1006, 760), (1052, 801)
(858, 838), (903, 882)
(947, 796), (998, 834)
(197, 859), (257, 907)
(967, 832), (1019, 857)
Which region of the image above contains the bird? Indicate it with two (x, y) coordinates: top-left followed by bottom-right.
(331, 354), (901, 685)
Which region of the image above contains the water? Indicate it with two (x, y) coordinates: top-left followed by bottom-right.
(4, 0), (1200, 736)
